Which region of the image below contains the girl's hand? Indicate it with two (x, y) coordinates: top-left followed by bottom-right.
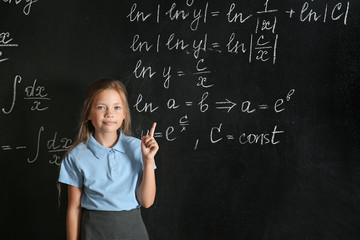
(141, 122), (159, 163)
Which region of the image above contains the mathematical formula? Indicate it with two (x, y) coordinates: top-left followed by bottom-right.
(127, 1), (305, 151)
(0, 32), (18, 64)
(1, 126), (72, 165)
(0, 0), (353, 165)
(128, 0), (350, 65)
(134, 89), (295, 114)
(2, 75), (51, 114)
(128, 1), (350, 27)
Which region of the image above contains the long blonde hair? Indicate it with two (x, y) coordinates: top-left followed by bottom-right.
(57, 78), (132, 205)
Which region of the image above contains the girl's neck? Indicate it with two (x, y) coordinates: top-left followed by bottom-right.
(93, 132), (119, 148)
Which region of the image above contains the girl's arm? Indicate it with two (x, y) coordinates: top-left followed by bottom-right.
(67, 185), (82, 240)
(137, 122), (159, 208)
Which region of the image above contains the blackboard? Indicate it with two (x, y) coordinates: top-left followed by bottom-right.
(1, 0), (360, 239)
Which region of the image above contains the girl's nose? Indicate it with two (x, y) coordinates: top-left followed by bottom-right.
(105, 109), (114, 118)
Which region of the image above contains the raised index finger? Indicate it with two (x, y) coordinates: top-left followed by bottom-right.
(149, 122), (157, 137)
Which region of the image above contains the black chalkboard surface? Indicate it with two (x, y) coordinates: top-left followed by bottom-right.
(1, 0), (360, 239)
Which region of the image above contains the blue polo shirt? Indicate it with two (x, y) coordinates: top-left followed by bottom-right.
(59, 132), (154, 211)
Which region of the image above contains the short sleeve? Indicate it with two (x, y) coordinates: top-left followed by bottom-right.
(58, 154), (83, 188)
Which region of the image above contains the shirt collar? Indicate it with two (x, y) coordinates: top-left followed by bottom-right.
(88, 132), (126, 159)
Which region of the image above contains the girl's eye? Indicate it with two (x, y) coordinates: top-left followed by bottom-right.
(97, 106), (105, 110)
(114, 106), (121, 110)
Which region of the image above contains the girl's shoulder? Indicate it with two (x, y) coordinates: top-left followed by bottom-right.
(120, 134), (142, 159)
(121, 133), (141, 146)
(65, 141), (88, 160)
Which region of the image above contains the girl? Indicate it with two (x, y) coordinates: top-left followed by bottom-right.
(58, 78), (158, 240)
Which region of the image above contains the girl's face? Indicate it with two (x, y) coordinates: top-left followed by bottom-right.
(88, 89), (126, 138)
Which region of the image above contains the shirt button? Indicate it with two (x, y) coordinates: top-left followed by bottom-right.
(112, 155), (115, 158)
(112, 161), (116, 165)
